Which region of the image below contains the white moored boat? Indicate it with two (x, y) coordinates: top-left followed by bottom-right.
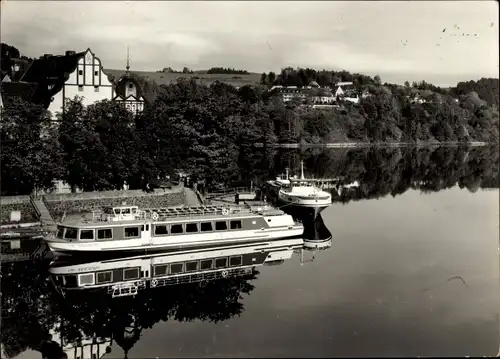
(44, 202), (304, 255)
(265, 161), (332, 208)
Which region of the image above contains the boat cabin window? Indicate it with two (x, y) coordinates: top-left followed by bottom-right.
(230, 255), (242, 267)
(170, 263), (184, 274)
(171, 224), (183, 234)
(141, 224), (149, 231)
(154, 225), (168, 236)
(97, 229), (113, 240)
(186, 261), (199, 272)
(123, 268), (139, 280)
(78, 273), (95, 286)
(56, 226), (65, 239)
(215, 221), (228, 231)
(200, 259), (213, 270)
(124, 227), (140, 238)
(154, 264), (168, 276)
(79, 229), (94, 240)
(185, 223), (198, 233)
(215, 257), (228, 268)
(230, 220), (242, 230)
(96, 271), (112, 284)
(64, 228), (78, 240)
(200, 222), (213, 232)
(103, 207), (113, 215)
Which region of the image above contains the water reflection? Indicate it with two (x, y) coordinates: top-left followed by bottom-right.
(241, 146), (499, 197)
(1, 208), (332, 359)
(1, 146), (498, 358)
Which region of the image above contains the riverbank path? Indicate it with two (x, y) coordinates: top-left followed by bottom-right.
(184, 187), (202, 207)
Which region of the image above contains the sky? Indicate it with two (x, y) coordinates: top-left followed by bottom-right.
(1, 1), (499, 86)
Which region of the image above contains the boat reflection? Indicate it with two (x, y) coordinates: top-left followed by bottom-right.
(279, 206), (333, 250)
(33, 211), (334, 359)
(45, 237), (303, 359)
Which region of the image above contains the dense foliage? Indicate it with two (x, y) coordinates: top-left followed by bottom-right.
(1, 66), (499, 195)
(206, 67), (250, 74)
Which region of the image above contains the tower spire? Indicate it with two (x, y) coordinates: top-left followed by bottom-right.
(126, 46), (130, 73)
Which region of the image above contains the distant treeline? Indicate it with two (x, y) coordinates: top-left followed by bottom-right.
(268, 146), (499, 203)
(206, 67), (250, 74)
(2, 75), (499, 196)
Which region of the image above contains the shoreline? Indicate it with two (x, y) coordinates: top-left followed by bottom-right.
(273, 141), (491, 149)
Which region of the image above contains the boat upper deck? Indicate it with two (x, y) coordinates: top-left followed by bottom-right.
(60, 203), (286, 228)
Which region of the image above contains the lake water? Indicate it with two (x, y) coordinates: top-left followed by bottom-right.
(2, 146), (499, 358)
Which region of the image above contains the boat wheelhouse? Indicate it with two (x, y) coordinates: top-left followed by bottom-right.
(49, 237), (304, 297)
(44, 203), (304, 255)
(264, 161), (332, 208)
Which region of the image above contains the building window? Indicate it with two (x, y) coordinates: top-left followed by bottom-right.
(128, 83), (134, 89)
(78, 70), (83, 75)
(94, 86), (99, 92)
(78, 85), (83, 92)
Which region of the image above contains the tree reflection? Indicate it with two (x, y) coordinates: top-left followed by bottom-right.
(270, 146), (498, 203)
(1, 261), (258, 358)
(0, 260), (57, 358)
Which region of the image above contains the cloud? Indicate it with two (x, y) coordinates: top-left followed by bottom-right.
(1, 1), (498, 85)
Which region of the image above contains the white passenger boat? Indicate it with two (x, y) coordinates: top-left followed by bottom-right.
(264, 161), (332, 208)
(44, 203), (304, 255)
(48, 237), (304, 297)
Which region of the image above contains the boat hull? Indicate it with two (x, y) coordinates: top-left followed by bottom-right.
(262, 182), (332, 208)
(45, 227), (304, 256)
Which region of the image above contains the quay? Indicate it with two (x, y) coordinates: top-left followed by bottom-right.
(0, 184), (199, 262)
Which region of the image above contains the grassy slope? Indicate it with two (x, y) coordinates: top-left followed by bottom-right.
(105, 69), (263, 88)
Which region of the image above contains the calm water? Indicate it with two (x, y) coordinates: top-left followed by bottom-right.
(2, 146), (499, 358)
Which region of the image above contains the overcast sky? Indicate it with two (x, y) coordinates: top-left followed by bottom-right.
(1, 1), (498, 85)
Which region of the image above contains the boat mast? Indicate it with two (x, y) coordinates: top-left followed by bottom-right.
(285, 168), (289, 180)
(300, 161), (305, 180)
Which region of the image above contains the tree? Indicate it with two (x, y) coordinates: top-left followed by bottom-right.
(267, 72), (276, 85)
(374, 75), (382, 86)
(260, 72), (267, 85)
(0, 98), (64, 195)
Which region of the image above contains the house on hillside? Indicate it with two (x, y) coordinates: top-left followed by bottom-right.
(111, 55), (146, 114)
(334, 81), (355, 98)
(20, 49), (114, 119)
(310, 87), (335, 104)
(269, 85), (309, 103)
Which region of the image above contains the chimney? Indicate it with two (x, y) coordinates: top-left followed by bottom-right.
(65, 50), (76, 56)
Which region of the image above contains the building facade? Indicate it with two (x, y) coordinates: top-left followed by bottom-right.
(20, 49), (114, 119)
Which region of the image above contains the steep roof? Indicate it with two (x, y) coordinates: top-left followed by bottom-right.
(19, 51), (86, 108)
(20, 51), (85, 83)
(0, 81), (39, 104)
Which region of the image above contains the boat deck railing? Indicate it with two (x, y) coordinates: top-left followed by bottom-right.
(91, 203), (283, 222)
(204, 187), (256, 199)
